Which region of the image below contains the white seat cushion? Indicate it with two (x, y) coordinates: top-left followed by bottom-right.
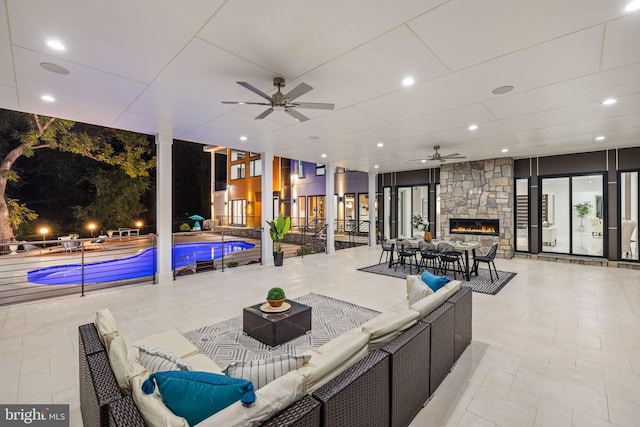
(134, 328), (199, 359)
(108, 335), (146, 394)
(95, 308), (118, 349)
(409, 292), (446, 318)
(361, 309), (419, 350)
(130, 375), (189, 427)
(197, 371), (304, 427)
(297, 331), (370, 393)
(183, 353), (223, 375)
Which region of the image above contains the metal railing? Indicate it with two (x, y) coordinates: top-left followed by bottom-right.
(0, 235), (156, 306)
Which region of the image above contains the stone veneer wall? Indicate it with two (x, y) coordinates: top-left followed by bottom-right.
(439, 158), (514, 259)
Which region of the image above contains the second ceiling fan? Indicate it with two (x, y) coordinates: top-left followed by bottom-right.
(222, 77), (335, 122)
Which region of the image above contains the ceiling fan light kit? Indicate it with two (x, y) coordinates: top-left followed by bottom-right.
(222, 77), (335, 122)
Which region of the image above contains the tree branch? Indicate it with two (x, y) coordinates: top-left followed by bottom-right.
(33, 114), (56, 136)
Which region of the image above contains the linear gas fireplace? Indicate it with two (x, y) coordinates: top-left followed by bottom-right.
(450, 218), (500, 236)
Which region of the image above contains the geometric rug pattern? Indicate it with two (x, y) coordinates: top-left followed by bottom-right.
(357, 263), (516, 295)
(184, 293), (379, 370)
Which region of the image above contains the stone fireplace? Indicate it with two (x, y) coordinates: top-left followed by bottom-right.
(439, 158), (513, 258)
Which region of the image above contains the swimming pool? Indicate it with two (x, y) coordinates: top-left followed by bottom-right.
(27, 241), (256, 285)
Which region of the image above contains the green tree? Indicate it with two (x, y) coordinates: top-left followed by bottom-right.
(0, 109), (155, 241)
(6, 198), (38, 238)
(73, 169), (150, 230)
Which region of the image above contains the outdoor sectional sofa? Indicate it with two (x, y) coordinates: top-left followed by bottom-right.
(79, 279), (472, 427)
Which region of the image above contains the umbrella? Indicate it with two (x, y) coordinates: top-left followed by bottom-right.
(188, 214), (205, 230)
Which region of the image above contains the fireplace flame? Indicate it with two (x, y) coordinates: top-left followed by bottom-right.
(451, 225), (496, 234)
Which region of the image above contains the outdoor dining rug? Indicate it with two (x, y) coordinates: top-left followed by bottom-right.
(357, 263), (516, 295)
(184, 293), (379, 369)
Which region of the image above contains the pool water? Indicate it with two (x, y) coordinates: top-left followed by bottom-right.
(27, 241), (255, 285)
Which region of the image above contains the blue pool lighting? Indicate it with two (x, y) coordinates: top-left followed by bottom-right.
(27, 241), (255, 285)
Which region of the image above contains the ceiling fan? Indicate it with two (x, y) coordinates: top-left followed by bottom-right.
(222, 77), (335, 122)
(407, 145), (466, 163)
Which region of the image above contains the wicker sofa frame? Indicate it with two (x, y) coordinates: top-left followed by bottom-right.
(79, 287), (472, 427)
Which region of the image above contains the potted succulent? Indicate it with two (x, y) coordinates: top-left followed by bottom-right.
(266, 287), (286, 308)
(266, 213), (290, 266)
(411, 214), (431, 242)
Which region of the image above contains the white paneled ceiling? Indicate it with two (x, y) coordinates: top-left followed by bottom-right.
(1, 0), (639, 173)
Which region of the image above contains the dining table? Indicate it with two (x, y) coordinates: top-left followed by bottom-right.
(390, 238), (481, 281)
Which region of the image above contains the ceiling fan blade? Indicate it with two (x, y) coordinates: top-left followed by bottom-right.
(286, 108), (309, 122)
(440, 153), (462, 158)
(285, 83), (313, 101)
(237, 82), (273, 102)
(255, 108), (274, 119)
(441, 154), (466, 159)
(293, 102), (335, 110)
(222, 101), (272, 106)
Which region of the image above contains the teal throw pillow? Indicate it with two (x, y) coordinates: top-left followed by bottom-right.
(142, 371), (255, 426)
(421, 269), (450, 292)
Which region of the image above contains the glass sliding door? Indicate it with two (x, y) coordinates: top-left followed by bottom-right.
(299, 196), (306, 226)
(541, 178), (569, 254)
(572, 175), (604, 256)
(397, 187), (412, 238)
(344, 193), (355, 231)
(383, 187), (391, 239)
(309, 196), (325, 226)
(620, 171), (639, 261)
(515, 178), (529, 251)
(358, 194), (369, 232)
(411, 186), (429, 238)
(541, 174), (605, 256)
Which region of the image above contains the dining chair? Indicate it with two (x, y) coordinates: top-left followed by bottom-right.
(472, 243), (500, 282)
(437, 242), (465, 279)
(378, 233), (394, 264)
(419, 241), (440, 272)
(395, 242), (418, 274)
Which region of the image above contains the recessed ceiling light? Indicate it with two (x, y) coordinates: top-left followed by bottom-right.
(625, 0), (640, 12)
(491, 85), (514, 95)
(41, 94), (55, 102)
(374, 165), (379, 169)
(321, 154), (327, 158)
(421, 159), (427, 163)
(239, 136), (247, 141)
(468, 124), (478, 131)
(46, 39), (65, 51)
(595, 136), (605, 141)
(40, 62), (70, 75)
(601, 98), (617, 105)
(402, 76), (415, 87)
(377, 142), (384, 147)
(501, 148), (509, 153)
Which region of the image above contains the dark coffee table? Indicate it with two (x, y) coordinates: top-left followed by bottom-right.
(243, 300), (312, 346)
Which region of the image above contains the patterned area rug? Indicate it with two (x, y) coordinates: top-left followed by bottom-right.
(358, 263), (516, 295)
(184, 293), (379, 369)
